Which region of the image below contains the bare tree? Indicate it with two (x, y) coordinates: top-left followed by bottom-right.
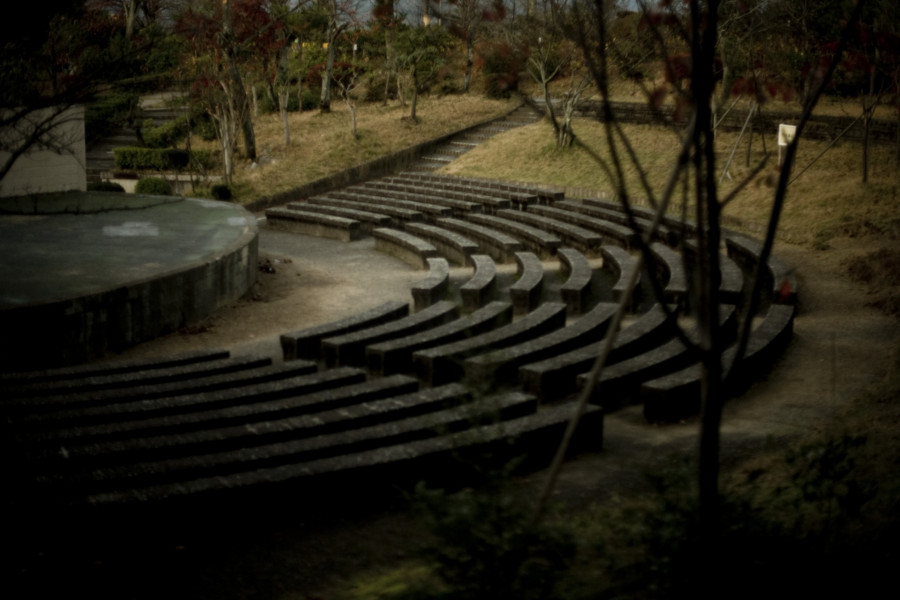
(534, 2), (867, 588)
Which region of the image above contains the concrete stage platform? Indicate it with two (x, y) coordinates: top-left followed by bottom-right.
(0, 192), (258, 370)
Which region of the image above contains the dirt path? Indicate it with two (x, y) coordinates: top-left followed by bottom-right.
(94, 225), (898, 598)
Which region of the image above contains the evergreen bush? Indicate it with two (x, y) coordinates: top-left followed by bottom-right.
(135, 177), (173, 196)
(87, 181), (126, 192)
(210, 184), (232, 200)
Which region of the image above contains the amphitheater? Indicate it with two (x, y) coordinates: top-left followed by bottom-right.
(1, 107), (799, 524)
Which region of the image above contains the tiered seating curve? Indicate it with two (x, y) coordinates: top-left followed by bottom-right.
(4, 173), (796, 511)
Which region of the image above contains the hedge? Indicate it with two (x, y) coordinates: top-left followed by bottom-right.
(135, 177), (174, 195)
(113, 147), (217, 171)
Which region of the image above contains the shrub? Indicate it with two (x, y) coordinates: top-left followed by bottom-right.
(113, 147), (216, 171)
(477, 41), (524, 98)
(135, 177), (173, 196)
(141, 116), (189, 148)
(87, 181), (125, 193)
(405, 479), (575, 600)
(210, 184), (232, 201)
(190, 108), (218, 141)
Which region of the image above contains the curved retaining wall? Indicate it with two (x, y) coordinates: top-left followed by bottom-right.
(0, 195), (258, 370)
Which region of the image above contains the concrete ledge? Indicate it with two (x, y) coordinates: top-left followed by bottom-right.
(0, 196), (258, 370)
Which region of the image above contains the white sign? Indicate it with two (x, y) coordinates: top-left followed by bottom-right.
(778, 124), (797, 146)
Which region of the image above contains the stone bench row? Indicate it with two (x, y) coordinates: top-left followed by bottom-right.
(264, 207), (363, 242)
(498, 208), (604, 255)
(24, 382), (480, 503)
(5, 358), (318, 422)
(398, 172), (565, 205)
(365, 179), (512, 213)
(352, 181), (489, 216)
(11, 367), (370, 446)
(0, 348), (230, 388)
(47, 386), (539, 504)
(329, 188), (454, 221)
(286, 201), (392, 233)
(81, 401), (602, 506)
(519, 303), (678, 400)
(578, 305), (738, 412)
(466, 213), (562, 258)
(382, 175), (538, 210)
(1, 352), (274, 402)
(464, 302), (620, 388)
(530, 203), (639, 250)
(412, 257), (451, 310)
(640, 303), (796, 422)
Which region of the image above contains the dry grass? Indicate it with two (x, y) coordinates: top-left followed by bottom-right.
(440, 116), (900, 248)
(209, 95), (517, 203)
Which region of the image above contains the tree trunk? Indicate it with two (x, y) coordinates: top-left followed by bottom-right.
(320, 2), (339, 114)
(222, 0), (256, 161)
(279, 89), (290, 146)
(122, 0), (137, 39)
(409, 63), (419, 122)
(464, 38), (475, 93)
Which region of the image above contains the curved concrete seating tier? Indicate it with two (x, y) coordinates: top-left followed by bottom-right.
(681, 241), (746, 305)
(80, 400), (602, 506)
(322, 300), (460, 368)
(464, 302), (619, 386)
(436, 217), (524, 262)
(286, 201), (393, 233)
(460, 254), (498, 311)
(640, 303), (795, 422)
(598, 245), (641, 308)
(280, 300), (410, 361)
(580, 305), (738, 412)
(372, 228), (440, 268)
(466, 213), (562, 258)
(330, 189), (454, 221)
(400, 172), (564, 205)
(542, 201), (640, 249)
(412, 257), (451, 310)
(354, 182), (485, 216)
(7, 359), (319, 422)
(0, 348), (230, 387)
(307, 195), (424, 224)
(414, 301), (568, 386)
(366, 301), (513, 377)
(497, 208), (603, 255)
(365, 179), (509, 214)
(725, 232), (797, 305)
(3, 353), (275, 401)
(580, 197), (678, 244)
(647, 242), (689, 306)
(403, 222), (480, 266)
(383, 175), (533, 211)
(3, 160), (798, 510)
(518, 304), (678, 400)
(558, 248), (595, 315)
(509, 251), (545, 314)
(264, 207), (363, 242)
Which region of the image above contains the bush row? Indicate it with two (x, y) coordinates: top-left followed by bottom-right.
(114, 147), (217, 171)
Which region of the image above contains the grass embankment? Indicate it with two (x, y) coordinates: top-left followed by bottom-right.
(207, 95), (518, 203)
(296, 99), (899, 598)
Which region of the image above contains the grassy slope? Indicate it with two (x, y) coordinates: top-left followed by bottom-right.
(216, 95), (518, 202)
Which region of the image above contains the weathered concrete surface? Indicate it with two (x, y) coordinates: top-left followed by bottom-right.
(0, 192), (258, 369)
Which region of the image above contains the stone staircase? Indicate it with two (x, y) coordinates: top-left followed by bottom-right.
(409, 103), (545, 172)
(85, 93), (187, 185)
